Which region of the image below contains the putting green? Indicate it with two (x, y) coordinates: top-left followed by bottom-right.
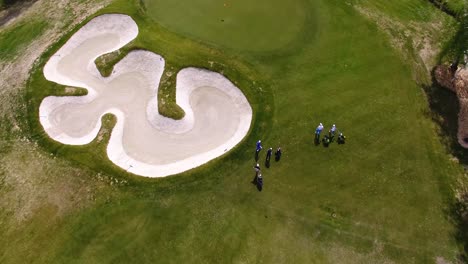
(143, 0), (310, 51)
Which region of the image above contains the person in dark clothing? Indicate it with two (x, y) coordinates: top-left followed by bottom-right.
(275, 147), (282, 161)
(266, 147), (272, 161)
(252, 163), (261, 184)
(329, 124), (337, 141)
(337, 132), (346, 144)
(265, 147), (272, 167)
(266, 148), (272, 159)
(254, 163), (261, 175)
(322, 135), (331, 147)
(256, 172), (263, 191)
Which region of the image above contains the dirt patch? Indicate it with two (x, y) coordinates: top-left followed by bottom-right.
(435, 256), (452, 264)
(326, 243), (395, 264)
(1, 140), (98, 222)
(434, 64), (457, 91)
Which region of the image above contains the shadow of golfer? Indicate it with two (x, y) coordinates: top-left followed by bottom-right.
(275, 155), (281, 162)
(314, 135), (320, 146)
(265, 158), (271, 168)
(251, 173), (258, 185)
(255, 151), (260, 161)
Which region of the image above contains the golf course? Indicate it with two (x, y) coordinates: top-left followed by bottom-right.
(1, 0), (467, 263)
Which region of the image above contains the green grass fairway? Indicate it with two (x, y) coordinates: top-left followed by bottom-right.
(1, 0), (466, 263)
(144, 0), (310, 51)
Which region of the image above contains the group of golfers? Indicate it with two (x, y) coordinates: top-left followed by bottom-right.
(315, 123), (346, 146)
(252, 140), (282, 191)
(250, 123), (345, 191)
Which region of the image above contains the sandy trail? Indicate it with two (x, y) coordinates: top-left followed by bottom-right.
(39, 14), (252, 177)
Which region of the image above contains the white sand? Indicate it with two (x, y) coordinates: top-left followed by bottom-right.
(39, 14), (253, 177)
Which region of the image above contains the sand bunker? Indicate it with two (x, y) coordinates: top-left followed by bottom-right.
(39, 14), (253, 177)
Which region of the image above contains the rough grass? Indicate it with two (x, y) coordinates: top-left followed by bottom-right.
(425, 0), (468, 63)
(354, 0), (458, 83)
(0, 19), (47, 60)
(0, 0), (466, 263)
(444, 0), (466, 14)
(439, 14), (467, 63)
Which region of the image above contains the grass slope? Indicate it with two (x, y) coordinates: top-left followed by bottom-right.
(442, 0), (465, 14)
(1, 0), (465, 263)
(0, 19), (48, 60)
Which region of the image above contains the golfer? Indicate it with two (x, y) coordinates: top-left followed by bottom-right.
(266, 148), (272, 160)
(254, 163), (261, 174)
(275, 147), (282, 161)
(257, 172), (263, 191)
(338, 132), (346, 144)
(329, 124), (337, 138)
(316, 123), (324, 134)
(315, 123), (324, 140)
(256, 140), (263, 152)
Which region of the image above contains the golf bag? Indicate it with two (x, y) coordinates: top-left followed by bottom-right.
(257, 175), (263, 191)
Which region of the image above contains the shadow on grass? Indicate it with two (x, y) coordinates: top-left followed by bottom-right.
(426, 0), (458, 17)
(423, 83), (468, 163)
(0, 0), (37, 26)
(275, 152), (281, 162)
(450, 194), (468, 262)
(314, 136), (320, 146)
(423, 79), (468, 261)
